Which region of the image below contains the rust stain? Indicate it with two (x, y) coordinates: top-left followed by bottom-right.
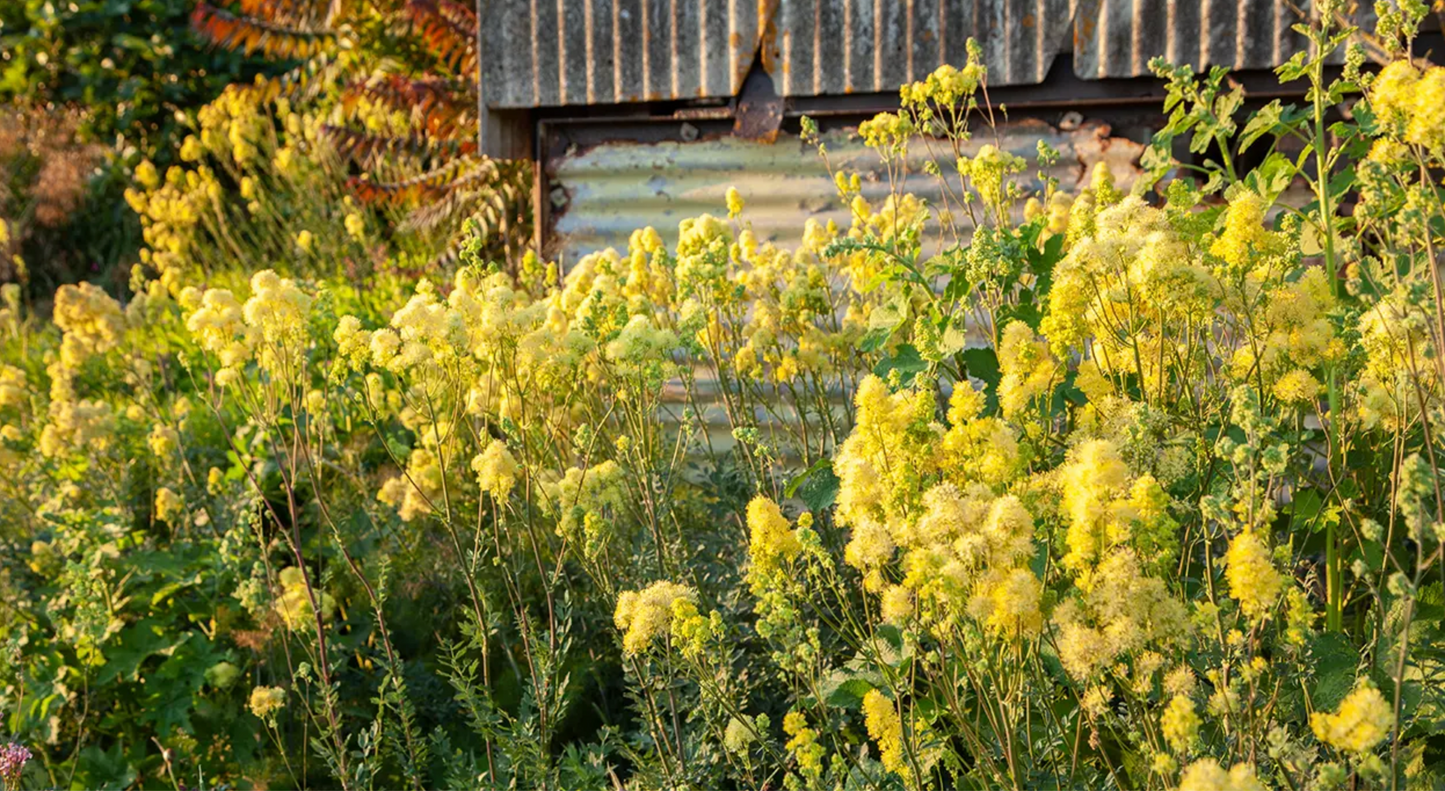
(750, 0), (780, 82)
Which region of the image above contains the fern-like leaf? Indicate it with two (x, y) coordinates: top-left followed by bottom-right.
(343, 75), (475, 140)
(236, 0), (334, 29)
(236, 54), (345, 105)
(323, 125), (478, 164)
(349, 157), (512, 206)
(192, 3), (337, 59)
(403, 0), (478, 73)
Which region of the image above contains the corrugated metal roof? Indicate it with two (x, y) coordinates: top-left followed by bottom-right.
(547, 120), (1145, 261)
(480, 0), (767, 108)
(1071, 0), (1318, 80)
(483, 0), (1353, 109)
(769, 0), (1072, 95)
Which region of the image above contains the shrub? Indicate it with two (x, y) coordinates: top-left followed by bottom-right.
(1, 5), (1444, 790)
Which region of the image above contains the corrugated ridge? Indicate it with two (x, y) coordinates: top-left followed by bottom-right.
(1072, 0), (1344, 79)
(769, 0), (1073, 95)
(484, 0), (1370, 108)
(482, 0), (764, 108)
(549, 120), (1141, 261)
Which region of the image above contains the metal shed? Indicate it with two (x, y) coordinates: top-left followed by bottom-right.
(474, 0), (1387, 260)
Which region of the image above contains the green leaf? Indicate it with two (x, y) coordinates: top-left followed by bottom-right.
(785, 457), (840, 513)
(1243, 152), (1297, 205)
(1276, 51), (1310, 82)
(820, 673), (876, 710)
(1239, 100), (1284, 154)
(941, 258), (973, 302)
(1025, 232), (1064, 297)
(149, 581), (188, 607)
(997, 300), (1043, 333)
(960, 346), (1001, 413)
(872, 624), (913, 670)
(97, 619), (191, 685)
(1310, 631), (1359, 712)
(873, 343), (928, 388)
(859, 295), (908, 352)
(1289, 488), (1340, 535)
(937, 319), (968, 358)
(1214, 85), (1244, 129)
(858, 325), (893, 353)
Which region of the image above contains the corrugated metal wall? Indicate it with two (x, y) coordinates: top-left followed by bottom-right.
(548, 120), (1145, 261)
(481, 0), (1337, 109)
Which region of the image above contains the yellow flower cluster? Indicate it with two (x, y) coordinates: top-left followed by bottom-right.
(1370, 60), (1445, 152)
(614, 581), (696, 655)
(1210, 191), (1287, 274)
(674, 214), (734, 301)
(1223, 528), (1285, 622)
(0, 365), (24, 411)
(835, 376), (937, 576)
(1359, 288), (1429, 380)
(378, 445), (444, 523)
(244, 270), (314, 376)
(471, 439), (519, 501)
(900, 60), (985, 108)
(746, 495), (802, 580)
(997, 320), (1057, 418)
(1054, 550), (1189, 682)
(273, 566), (337, 632)
(862, 689), (907, 779)
(546, 461), (628, 558)
(185, 287), (250, 370)
(959, 144), (1026, 214)
(184, 269), (313, 385)
(38, 397), (114, 458)
(833, 374), (1043, 638)
(154, 486), (184, 523)
(726, 222), (853, 386)
(248, 685), (286, 721)
(1160, 695), (1200, 753)
(35, 281), (129, 458)
(1227, 268), (1338, 399)
(858, 112), (914, 155)
(1311, 683), (1394, 754)
(52, 282), (125, 369)
(783, 711), (824, 785)
(1176, 759), (1267, 791)
(1043, 196), (1212, 394)
(1059, 439), (1177, 583)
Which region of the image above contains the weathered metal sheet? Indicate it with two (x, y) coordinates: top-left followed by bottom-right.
(547, 120), (1144, 262)
(1071, 0), (1319, 79)
(482, 0), (1362, 109)
(481, 0), (767, 108)
(769, 0), (1073, 94)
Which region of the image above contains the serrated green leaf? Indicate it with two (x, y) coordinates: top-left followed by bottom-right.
(873, 343), (928, 388)
(1311, 631), (1359, 711)
(786, 457), (839, 513)
(820, 674), (875, 710)
(1240, 100), (1284, 154)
